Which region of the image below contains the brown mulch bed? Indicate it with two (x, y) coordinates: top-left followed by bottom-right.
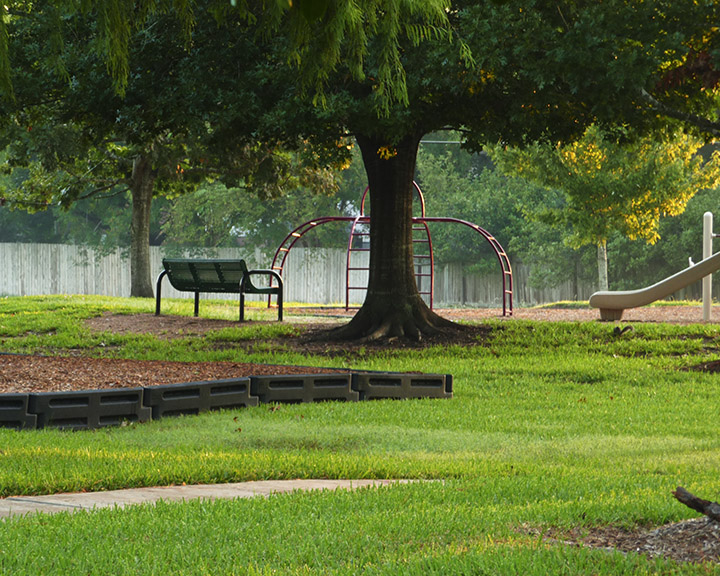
(3, 304), (717, 396)
(0, 355), (346, 394)
(290, 305), (719, 324)
(4, 305), (720, 564)
(528, 517), (720, 566)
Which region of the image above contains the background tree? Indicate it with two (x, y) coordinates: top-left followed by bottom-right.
(0, 8), (342, 297)
(161, 162), (362, 253)
(0, 10), (207, 296)
(608, 181), (720, 295)
(491, 126), (720, 290)
(415, 144), (596, 296)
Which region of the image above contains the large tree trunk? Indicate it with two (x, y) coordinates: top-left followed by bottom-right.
(129, 155), (156, 298)
(333, 133), (455, 341)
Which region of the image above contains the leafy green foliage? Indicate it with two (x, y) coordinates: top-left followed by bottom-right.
(1, 10), (203, 208)
(416, 145), (529, 274)
(492, 126), (720, 249)
(0, 7), (353, 295)
(161, 146), (366, 251)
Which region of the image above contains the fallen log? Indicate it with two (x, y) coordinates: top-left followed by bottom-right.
(673, 486), (720, 522)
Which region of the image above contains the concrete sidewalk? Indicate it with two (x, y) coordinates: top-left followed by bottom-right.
(0, 479), (409, 520)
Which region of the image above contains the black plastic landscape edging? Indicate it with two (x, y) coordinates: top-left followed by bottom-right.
(250, 374), (359, 404)
(29, 388), (151, 430)
(143, 378), (259, 419)
(0, 371), (453, 431)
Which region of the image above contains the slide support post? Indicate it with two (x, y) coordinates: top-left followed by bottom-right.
(703, 211), (713, 322)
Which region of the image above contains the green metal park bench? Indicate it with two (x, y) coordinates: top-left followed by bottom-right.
(155, 258), (283, 321)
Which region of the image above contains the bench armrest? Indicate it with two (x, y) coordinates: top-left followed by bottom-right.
(240, 269), (283, 321)
(241, 269), (283, 293)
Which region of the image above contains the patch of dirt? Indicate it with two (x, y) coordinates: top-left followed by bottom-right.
(82, 305), (720, 359)
(686, 359), (720, 374)
(85, 313), (248, 338)
(85, 311), (494, 357)
(529, 517), (720, 565)
(291, 306), (720, 325)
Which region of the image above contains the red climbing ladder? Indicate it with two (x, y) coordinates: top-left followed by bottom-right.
(345, 184), (434, 309)
(345, 215), (371, 308)
(412, 220), (434, 308)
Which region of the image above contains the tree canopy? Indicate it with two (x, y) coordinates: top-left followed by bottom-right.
(492, 127), (720, 248)
(240, 0), (720, 338)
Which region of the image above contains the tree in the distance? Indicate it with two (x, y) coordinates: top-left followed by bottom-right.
(491, 126), (720, 290)
(161, 168), (360, 253)
(0, 10), (207, 297)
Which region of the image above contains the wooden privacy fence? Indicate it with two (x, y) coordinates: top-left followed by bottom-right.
(0, 242), (596, 307)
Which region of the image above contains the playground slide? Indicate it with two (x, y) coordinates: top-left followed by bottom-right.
(589, 250), (720, 320)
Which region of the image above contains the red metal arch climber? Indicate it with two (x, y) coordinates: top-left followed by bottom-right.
(270, 183), (513, 315)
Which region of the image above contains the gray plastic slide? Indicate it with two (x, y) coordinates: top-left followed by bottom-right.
(589, 250), (720, 320)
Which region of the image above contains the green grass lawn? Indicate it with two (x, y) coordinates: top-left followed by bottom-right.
(0, 295), (719, 574)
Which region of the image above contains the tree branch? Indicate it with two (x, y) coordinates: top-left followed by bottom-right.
(673, 486), (720, 522)
(76, 181), (129, 201)
(640, 89), (720, 137)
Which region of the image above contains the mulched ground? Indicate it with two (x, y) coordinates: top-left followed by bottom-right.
(0, 355), (348, 394)
(525, 517), (720, 565)
(3, 305), (720, 565)
(5, 304), (720, 393)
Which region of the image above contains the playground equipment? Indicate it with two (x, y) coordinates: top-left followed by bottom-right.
(589, 211), (720, 321)
(702, 211), (715, 321)
(270, 183), (514, 315)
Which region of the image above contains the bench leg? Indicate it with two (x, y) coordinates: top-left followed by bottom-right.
(239, 292), (245, 321)
(194, 292), (200, 317)
(277, 290), (283, 322)
(155, 271), (168, 316)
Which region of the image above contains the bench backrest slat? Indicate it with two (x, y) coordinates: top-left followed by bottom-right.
(162, 259), (247, 294)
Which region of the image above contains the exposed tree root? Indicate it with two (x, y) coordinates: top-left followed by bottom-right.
(330, 298), (461, 342)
